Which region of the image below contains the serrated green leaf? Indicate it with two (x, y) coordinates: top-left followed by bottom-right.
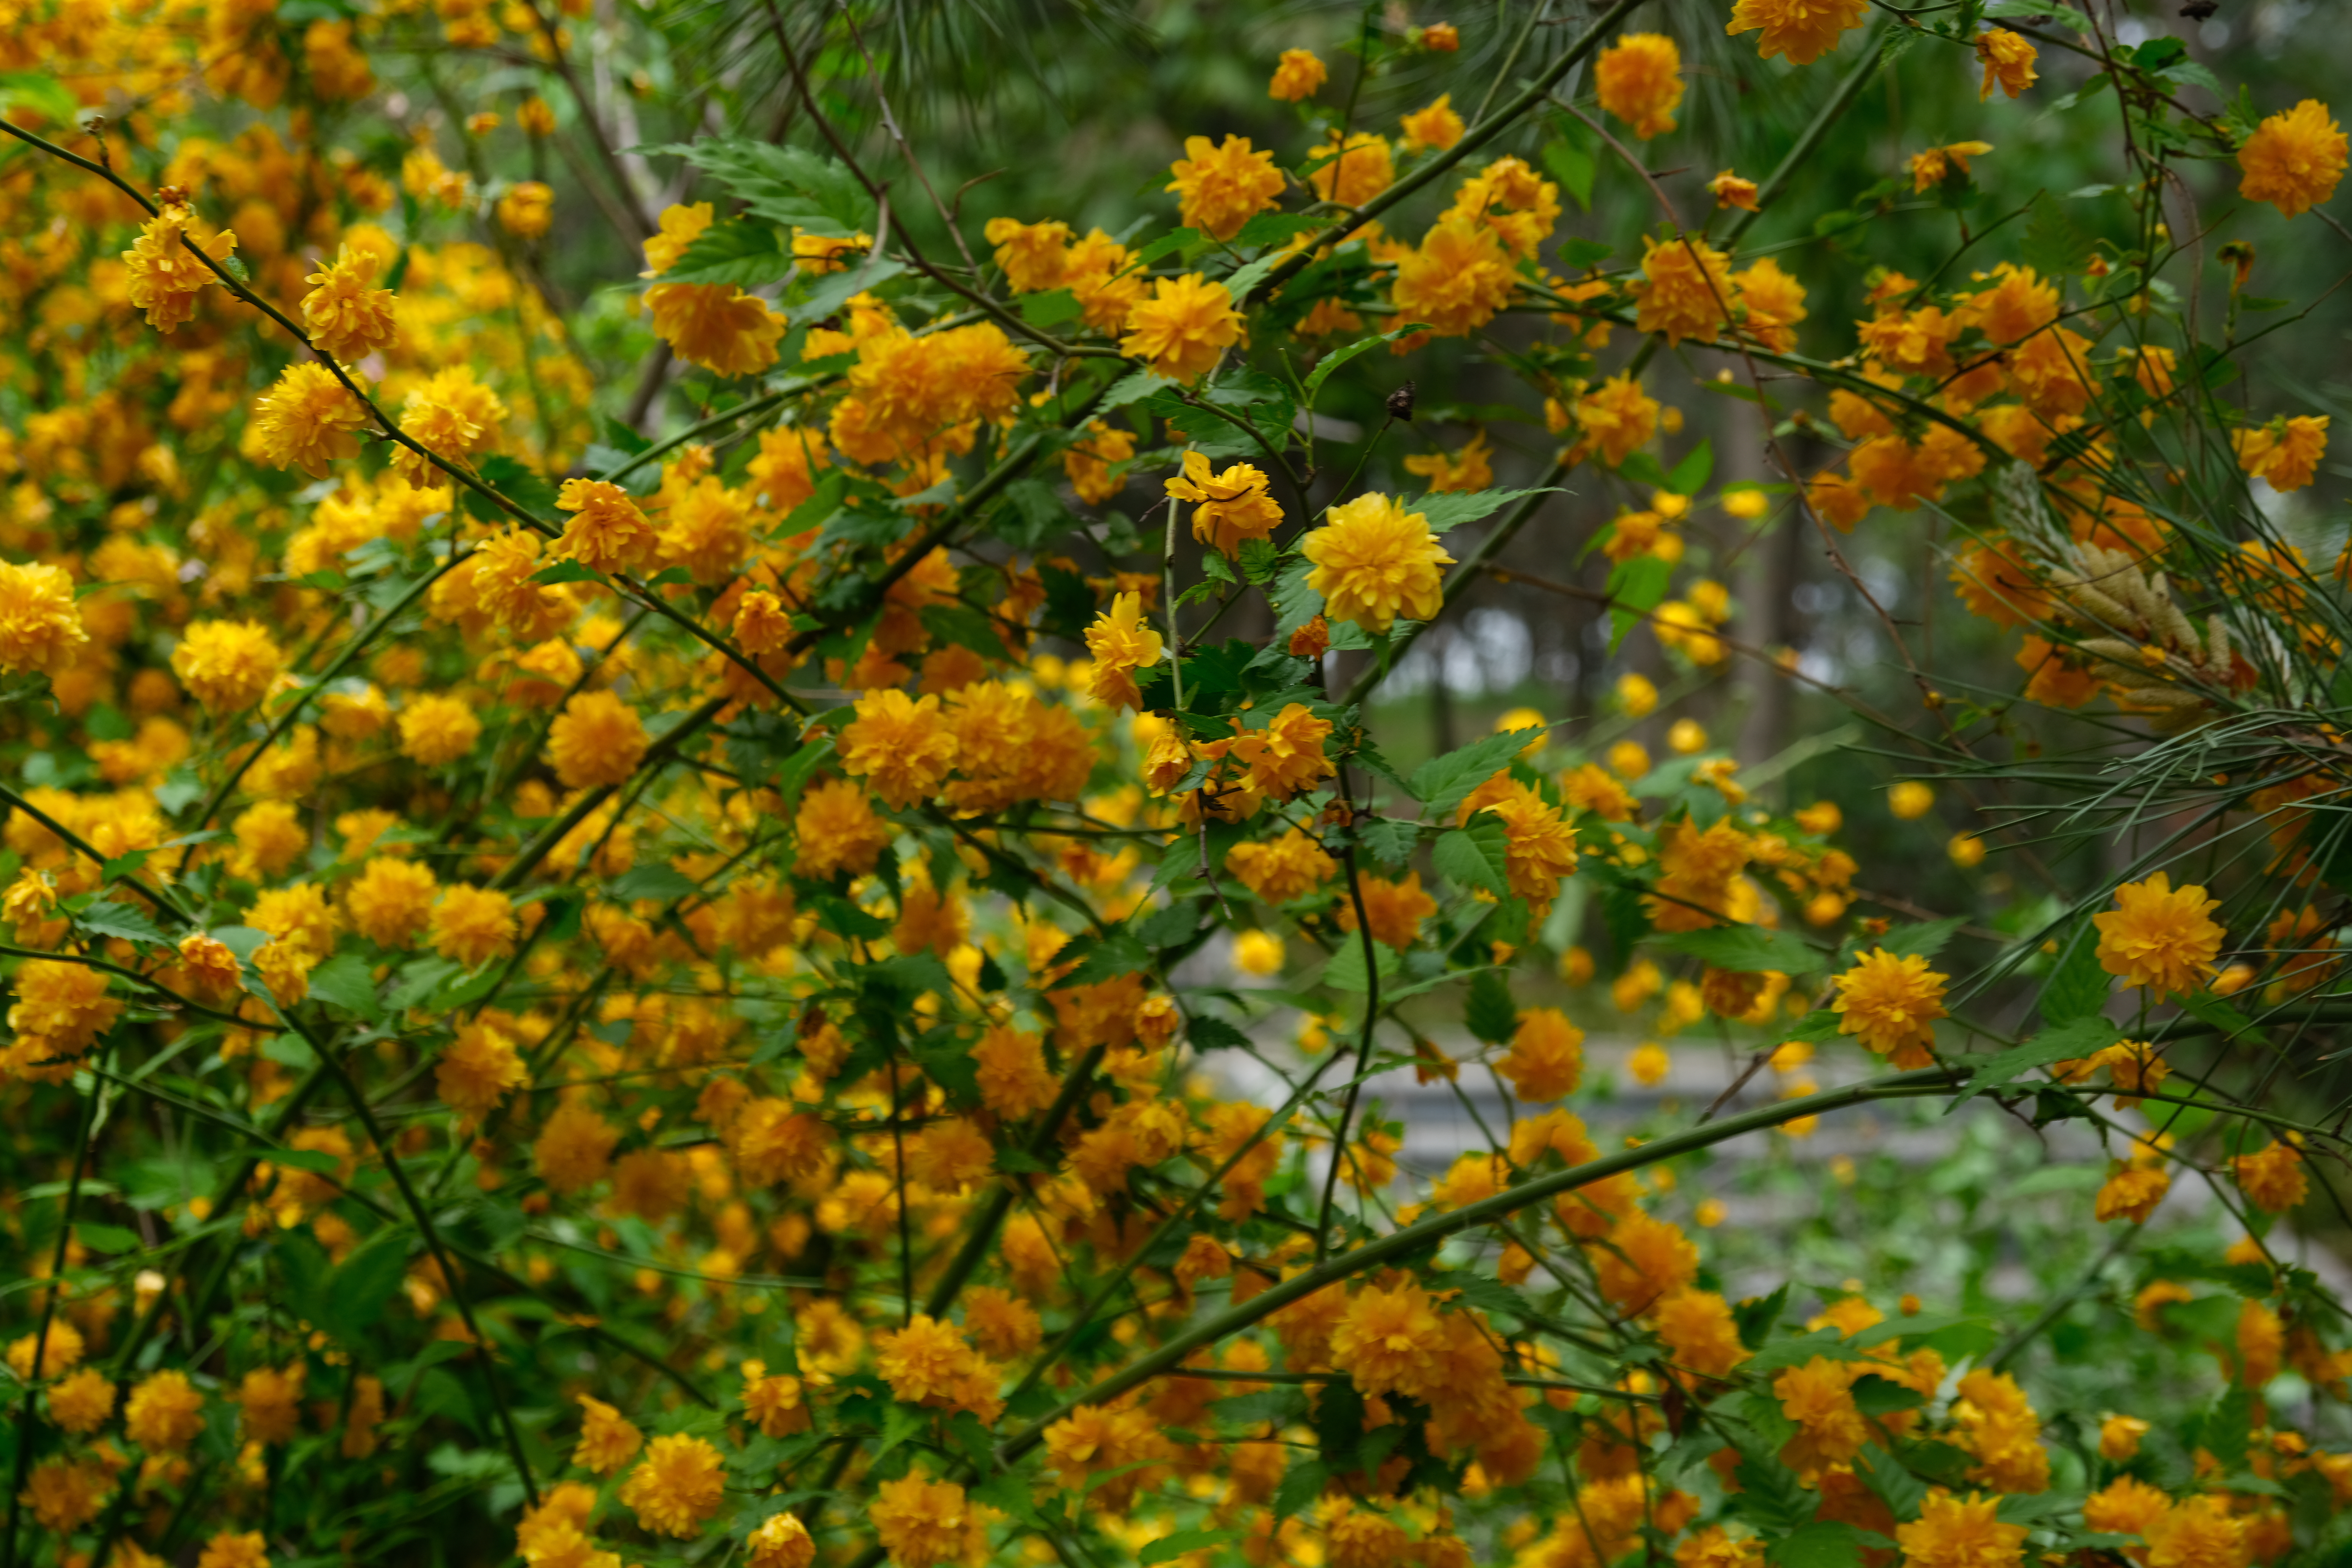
(608, 864), (700, 902)
(1950, 1015), (2123, 1109)
(1655, 925), (1823, 976)
(1409, 728), (1533, 816)
(1464, 968), (1516, 1044)
(1607, 554), (1673, 654)
(76, 899), (168, 945)
(1433, 819), (1510, 897)
(308, 951), (383, 1023)
(662, 220), (795, 286)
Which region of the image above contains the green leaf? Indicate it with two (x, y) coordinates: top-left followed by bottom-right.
(1877, 917), (1963, 960)
(308, 952), (383, 1023)
(1606, 554), (1672, 654)
(1735, 1283), (1789, 1349)
(1464, 968), (1516, 1044)
(1142, 1531), (1242, 1566)
(650, 138), (875, 236)
(277, 1229), (335, 1331)
(1950, 1015), (2124, 1109)
(1271, 558), (1323, 638)
(1321, 937), (1400, 993)
(1433, 818), (1511, 898)
(1273, 1458), (1328, 1523)
(1666, 439), (1715, 496)
(273, 1147), (343, 1176)
(0, 72), (82, 127)
(1415, 486), (1556, 534)
(1187, 1015), (1252, 1051)
(2179, 989), (2256, 1044)
(1303, 325), (1431, 409)
(663, 220), (794, 286)
(1409, 728), (1533, 816)
(329, 1231), (410, 1340)
(73, 1221), (139, 1253)
(789, 257), (909, 327)
(529, 560), (603, 586)
(994, 478), (1072, 552)
(1541, 130), (1597, 212)
(1770, 1521), (1868, 1568)
(1656, 925), (1822, 976)
(1018, 287), (1081, 328)
(76, 899), (168, 945)
(608, 864), (700, 902)
(2038, 922), (2110, 1024)
(1356, 817), (1419, 868)
(478, 454), (560, 519)
(2021, 190), (2095, 280)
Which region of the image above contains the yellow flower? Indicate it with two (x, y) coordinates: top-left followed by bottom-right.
(1975, 28), (2038, 100)
(648, 280), (786, 377)
(1484, 782), (1579, 913)
(1331, 1280), (1444, 1399)
(1229, 702), (1336, 800)
(1632, 233), (1733, 346)
(300, 242), (399, 364)
(346, 859), (438, 949)
(1709, 170), (1761, 211)
(436, 1021), (526, 1123)
(1306, 132), (1394, 207)
(983, 216), (1073, 292)
(2095, 1163), (2170, 1224)
(1225, 827), (1335, 904)
(750, 1511), (818, 1568)
(1498, 1007), (1584, 1102)
(4, 1320), (81, 1380)
(2239, 100), (2348, 219)
(1727, 0), (1868, 65)
(572, 1393), (643, 1475)
(126, 1369), (207, 1451)
(20, 1458), (110, 1534)
(123, 204), (236, 333)
(397, 693), (481, 766)
(1401, 94), (1465, 154)
(2093, 872), (2223, 997)
(1830, 948), (1948, 1067)
(392, 366), (508, 488)
(840, 688), (959, 808)
(252, 362), (368, 478)
(1889, 780), (1935, 819)
(2098, 1415), (2149, 1461)
(46, 1367), (115, 1435)
(619, 1432), (728, 1537)
(1402, 432), (1494, 494)
(1910, 141), (1993, 192)
(429, 883), (518, 969)
(1165, 134), (1284, 240)
(871, 1471), (990, 1568)
(1774, 1355), (1865, 1469)
(534, 1101), (620, 1194)
(1083, 591), (1164, 711)
(547, 689), (652, 790)
(1166, 451), (1283, 555)
(234, 1363), (303, 1444)
(2234, 415), (2329, 492)
(0, 562), (87, 677)
(1392, 216), (1519, 337)
(1231, 928), (1285, 975)
(1948, 833), (1987, 868)
(1597, 33), (1683, 140)
(795, 778), (894, 879)
(1895, 1490), (2027, 1568)
(2232, 1139), (2308, 1213)
(1120, 273), (1242, 383)
(1571, 374), (1661, 467)
(1268, 47), (1326, 103)
(1655, 1288), (1747, 1377)
(197, 1531), (270, 1568)
(496, 179), (554, 238)
(1303, 493), (1454, 633)
(555, 478), (661, 574)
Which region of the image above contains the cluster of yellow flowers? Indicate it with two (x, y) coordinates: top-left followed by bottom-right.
(0, 2), (2344, 1568)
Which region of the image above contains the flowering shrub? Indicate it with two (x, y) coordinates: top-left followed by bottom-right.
(0, 3), (2347, 1568)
